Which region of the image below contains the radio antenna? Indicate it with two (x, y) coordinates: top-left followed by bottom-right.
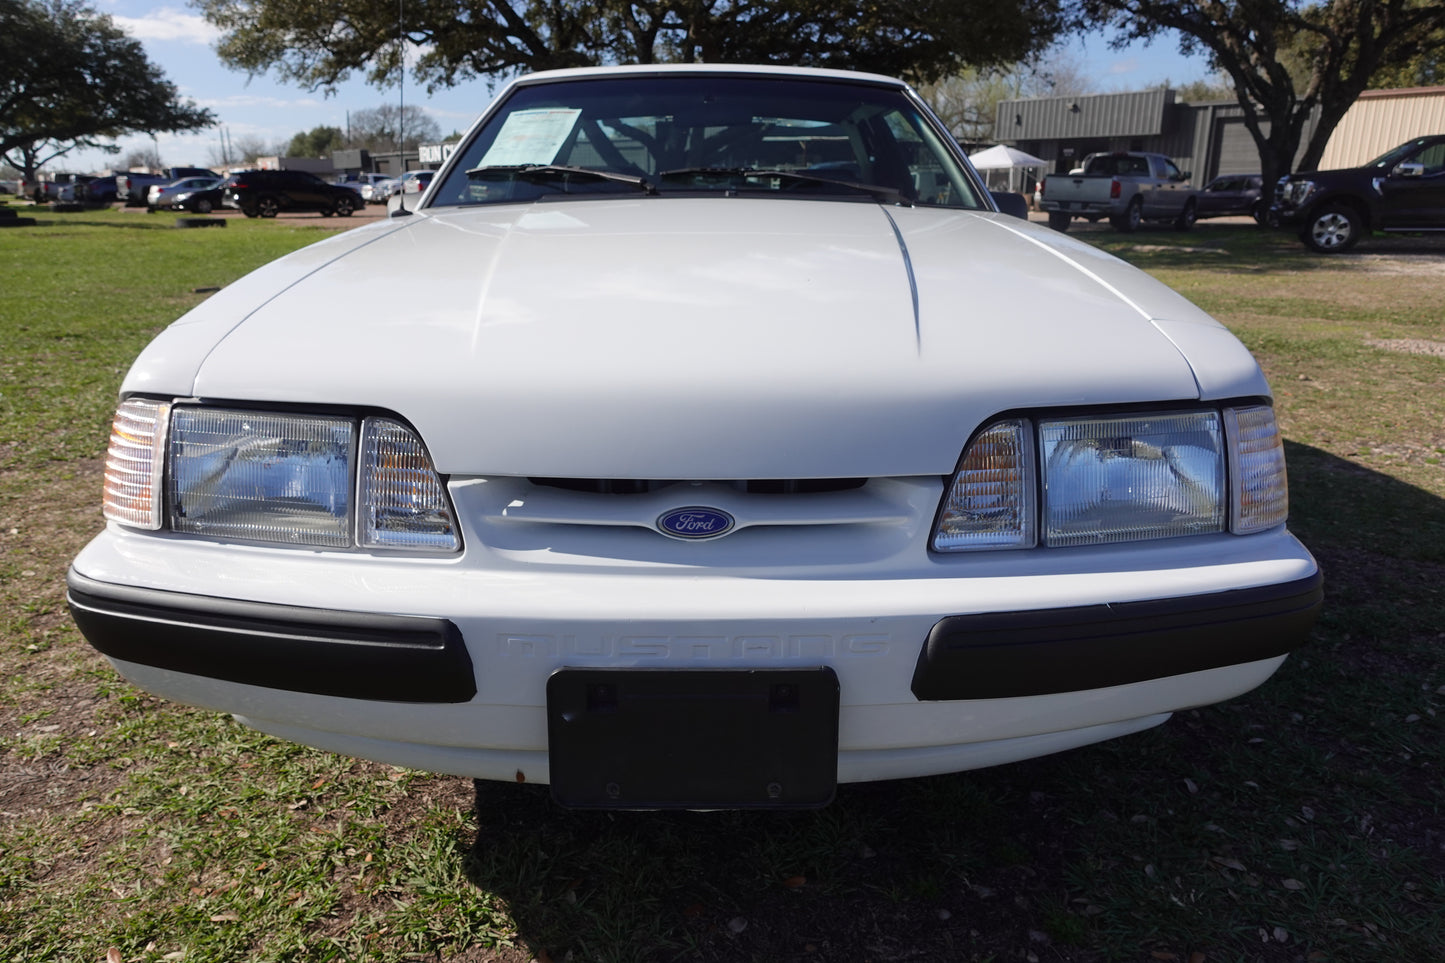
(392, 0), (412, 216)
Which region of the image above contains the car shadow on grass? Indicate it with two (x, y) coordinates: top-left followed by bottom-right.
(455, 441), (1443, 963)
(14, 216), (193, 230)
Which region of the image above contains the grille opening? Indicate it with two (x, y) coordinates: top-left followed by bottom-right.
(528, 478), (869, 495)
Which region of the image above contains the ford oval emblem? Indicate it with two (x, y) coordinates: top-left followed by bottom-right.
(657, 506), (735, 540)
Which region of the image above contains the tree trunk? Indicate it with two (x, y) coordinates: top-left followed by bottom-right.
(15, 146), (42, 201)
(1232, 98), (1297, 190)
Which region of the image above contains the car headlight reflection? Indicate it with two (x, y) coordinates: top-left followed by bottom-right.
(103, 402), (459, 553)
(934, 405), (1287, 552)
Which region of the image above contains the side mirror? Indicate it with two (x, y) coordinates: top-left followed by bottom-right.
(1394, 162), (1425, 178)
(990, 191), (1029, 220)
(1175, 171), (1192, 182)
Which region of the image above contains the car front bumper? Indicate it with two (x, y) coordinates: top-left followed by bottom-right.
(1267, 204), (1310, 229)
(68, 522), (1321, 798)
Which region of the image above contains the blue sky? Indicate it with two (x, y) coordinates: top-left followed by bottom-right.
(65, 2), (1214, 173)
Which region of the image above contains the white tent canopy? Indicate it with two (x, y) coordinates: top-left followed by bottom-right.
(968, 144), (1048, 170)
(967, 144), (1048, 193)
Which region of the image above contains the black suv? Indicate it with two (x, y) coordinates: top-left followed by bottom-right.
(222, 170), (362, 218)
(1270, 135), (1445, 252)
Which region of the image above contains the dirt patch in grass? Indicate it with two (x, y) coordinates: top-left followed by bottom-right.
(1126, 243), (1228, 255)
(1365, 338), (1445, 357)
(1343, 252), (1445, 275)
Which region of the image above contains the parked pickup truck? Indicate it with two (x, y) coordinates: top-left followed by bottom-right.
(1040, 152), (1197, 233)
(1269, 135), (1445, 253)
(115, 167), (219, 206)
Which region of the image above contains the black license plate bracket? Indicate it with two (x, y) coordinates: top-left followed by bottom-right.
(546, 667), (839, 809)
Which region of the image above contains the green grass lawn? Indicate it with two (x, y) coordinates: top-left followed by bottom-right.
(1, 206), (1440, 962)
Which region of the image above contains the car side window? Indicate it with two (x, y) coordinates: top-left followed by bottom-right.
(1163, 160), (1184, 181)
(1414, 143), (1445, 175)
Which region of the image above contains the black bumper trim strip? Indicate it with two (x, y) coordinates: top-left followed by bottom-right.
(66, 569), (476, 703)
(911, 571), (1323, 700)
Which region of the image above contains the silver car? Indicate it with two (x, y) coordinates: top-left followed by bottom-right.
(362, 176), (397, 203)
(148, 177), (223, 210)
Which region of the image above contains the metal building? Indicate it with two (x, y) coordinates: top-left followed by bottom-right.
(993, 89), (1322, 185)
(1317, 87), (1445, 169)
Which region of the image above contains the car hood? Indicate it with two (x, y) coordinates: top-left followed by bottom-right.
(126, 199), (1268, 478)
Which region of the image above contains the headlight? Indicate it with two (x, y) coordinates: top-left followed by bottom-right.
(932, 419), (1035, 551)
(933, 405), (1287, 552)
(1040, 411), (1224, 546)
(101, 402), (459, 553)
(1226, 405), (1288, 533)
(1279, 179), (1316, 207)
(169, 408), (355, 547)
(102, 399), (171, 530)
(358, 418), (460, 550)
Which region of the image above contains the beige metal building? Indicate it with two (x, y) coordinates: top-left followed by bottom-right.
(1317, 87), (1445, 169)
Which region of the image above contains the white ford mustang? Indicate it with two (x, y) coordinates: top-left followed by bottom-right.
(69, 65), (1321, 809)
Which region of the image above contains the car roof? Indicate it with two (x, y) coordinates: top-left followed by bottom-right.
(510, 63), (907, 89)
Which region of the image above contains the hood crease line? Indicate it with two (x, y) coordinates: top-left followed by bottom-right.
(881, 208), (920, 352)
(468, 217), (517, 355)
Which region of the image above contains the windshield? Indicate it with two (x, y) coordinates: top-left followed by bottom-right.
(428, 75), (986, 210)
(1364, 138), (1431, 170)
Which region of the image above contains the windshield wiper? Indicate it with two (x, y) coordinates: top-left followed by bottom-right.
(466, 164), (655, 194)
(659, 167), (910, 206)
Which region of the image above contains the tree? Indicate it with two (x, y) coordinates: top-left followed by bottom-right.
(346, 105), (442, 152)
(1077, 0), (1445, 187)
(1172, 73), (1236, 103)
(122, 146), (163, 171)
(196, 0), (1068, 94)
(918, 45), (1093, 144)
(208, 133), (277, 168)
(0, 0), (216, 182)
(1366, 25), (1445, 87)
(279, 107), (442, 161)
(285, 125), (345, 158)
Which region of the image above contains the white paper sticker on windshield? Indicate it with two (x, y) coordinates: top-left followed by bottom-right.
(478, 108), (583, 167)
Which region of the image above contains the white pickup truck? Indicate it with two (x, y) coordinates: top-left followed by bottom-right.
(1040, 152), (1198, 233)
